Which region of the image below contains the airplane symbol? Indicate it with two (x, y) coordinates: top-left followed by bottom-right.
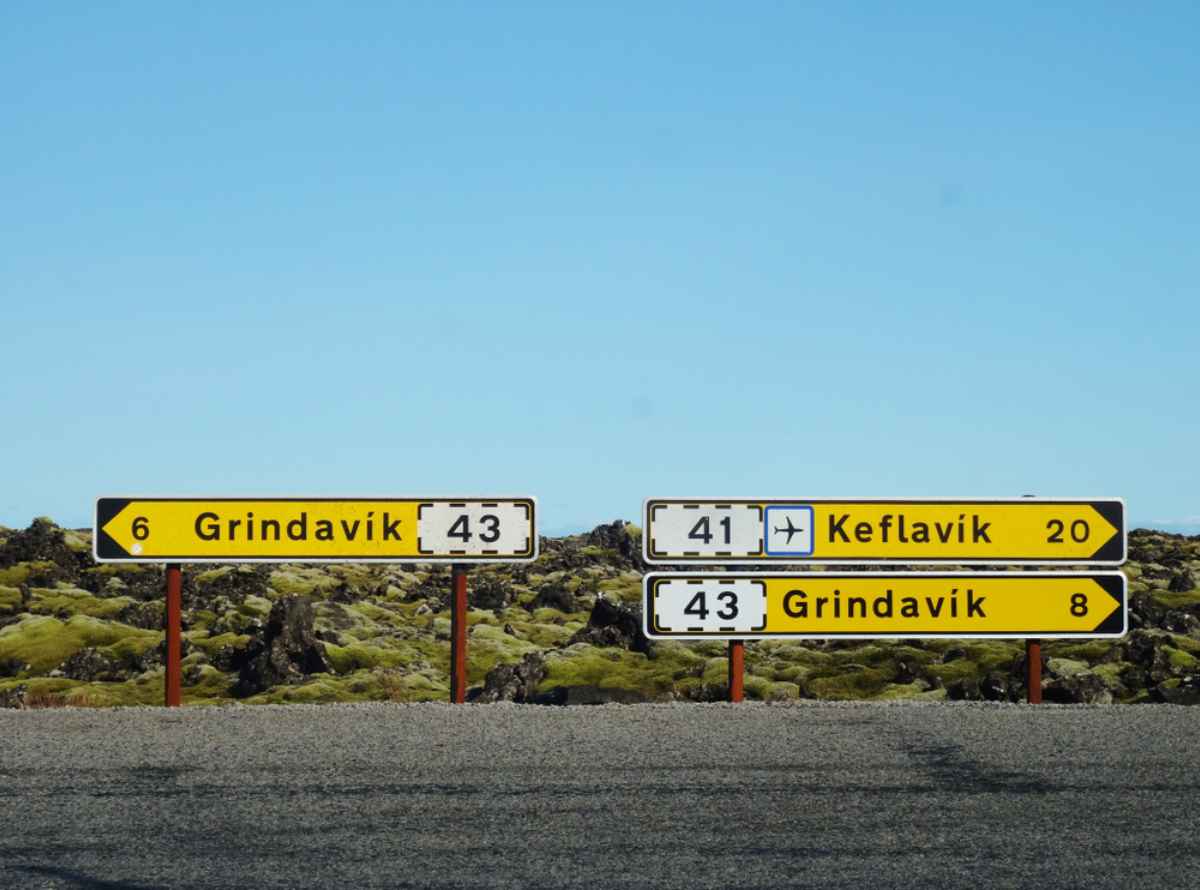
(773, 517), (806, 544)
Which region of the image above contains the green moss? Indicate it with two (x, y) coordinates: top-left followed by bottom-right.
(596, 574), (642, 604)
(0, 585), (22, 615)
(188, 631), (251, 656)
(268, 568), (341, 598)
(536, 645), (686, 698)
(1167, 648), (1199, 671)
(1046, 657), (1089, 678)
(188, 610), (218, 632)
(960, 641), (1022, 672)
(743, 674), (804, 701)
(184, 665), (235, 703)
(467, 623), (541, 678)
(103, 634), (160, 667)
(1092, 662), (1131, 685)
(1052, 640), (1118, 662)
(0, 673), (171, 708)
(261, 678), (344, 704)
(349, 601), (405, 625)
(754, 642), (833, 667)
(0, 615), (158, 672)
(61, 529), (91, 553)
(1153, 590), (1200, 609)
(245, 666), (448, 705)
(0, 563), (38, 586)
(323, 642), (414, 673)
(496, 618), (576, 648)
(27, 587), (134, 620)
(1171, 634), (1200, 655)
(806, 666), (892, 700)
(762, 681), (802, 701)
(769, 664), (811, 683)
(240, 595), (273, 618)
(876, 681), (935, 701)
(922, 660), (982, 686)
(194, 567), (234, 585)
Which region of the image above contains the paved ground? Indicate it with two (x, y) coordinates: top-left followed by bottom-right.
(2, 701), (1197, 889)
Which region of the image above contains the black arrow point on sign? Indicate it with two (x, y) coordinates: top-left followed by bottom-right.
(94, 498), (132, 559)
(1093, 574), (1127, 635)
(1091, 501), (1125, 561)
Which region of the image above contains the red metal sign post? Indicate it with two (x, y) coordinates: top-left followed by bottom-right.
(1026, 638), (1042, 704)
(728, 640), (744, 703)
(450, 565), (468, 703)
(164, 563), (182, 707)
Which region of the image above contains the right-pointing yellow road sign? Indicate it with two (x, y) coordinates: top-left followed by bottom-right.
(643, 498), (1125, 564)
(643, 572), (1127, 639)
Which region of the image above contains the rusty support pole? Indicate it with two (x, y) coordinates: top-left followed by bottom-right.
(450, 565), (468, 703)
(164, 563), (182, 708)
(1018, 494), (1042, 705)
(728, 640), (745, 703)
(1026, 639), (1042, 704)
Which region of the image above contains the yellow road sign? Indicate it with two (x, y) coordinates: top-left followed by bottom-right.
(643, 498), (1125, 564)
(94, 497), (538, 563)
(644, 572), (1127, 639)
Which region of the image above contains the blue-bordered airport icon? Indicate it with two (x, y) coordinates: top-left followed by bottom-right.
(764, 505), (814, 556)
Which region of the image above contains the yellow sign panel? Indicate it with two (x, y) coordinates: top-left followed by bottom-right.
(644, 572), (1127, 639)
(643, 498), (1125, 564)
(94, 497), (537, 563)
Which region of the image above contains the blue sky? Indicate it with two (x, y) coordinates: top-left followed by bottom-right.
(2, 3), (1197, 535)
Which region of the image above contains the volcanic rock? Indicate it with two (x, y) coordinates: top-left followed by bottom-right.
(531, 583), (577, 613)
(586, 519), (645, 569)
(0, 657), (28, 678)
(1168, 569), (1196, 593)
(0, 518), (82, 571)
(232, 596), (330, 697)
(1043, 671), (1114, 704)
(470, 577), (514, 611)
(58, 648), (126, 682)
(475, 653), (547, 703)
(1153, 676), (1200, 705)
(568, 595), (654, 655)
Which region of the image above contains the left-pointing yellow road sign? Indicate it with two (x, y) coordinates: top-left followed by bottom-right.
(644, 572), (1127, 640)
(93, 497), (538, 563)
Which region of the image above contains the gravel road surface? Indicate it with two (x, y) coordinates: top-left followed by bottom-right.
(2, 701), (1197, 889)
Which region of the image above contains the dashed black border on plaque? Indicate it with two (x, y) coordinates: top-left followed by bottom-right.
(417, 500), (534, 558)
(647, 502), (765, 559)
(650, 577), (768, 635)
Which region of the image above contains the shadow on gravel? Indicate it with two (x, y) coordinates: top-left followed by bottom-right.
(12, 865), (161, 889)
(904, 742), (1048, 794)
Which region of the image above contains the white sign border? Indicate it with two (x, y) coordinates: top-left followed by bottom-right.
(92, 495), (540, 564)
(642, 497), (1128, 566)
(643, 570), (1129, 641)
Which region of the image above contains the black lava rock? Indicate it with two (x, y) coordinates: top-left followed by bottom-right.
(568, 596), (654, 656)
(231, 597), (331, 697)
(531, 584), (577, 613)
(474, 653), (547, 703)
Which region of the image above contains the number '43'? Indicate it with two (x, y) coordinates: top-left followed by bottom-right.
(683, 590), (739, 621)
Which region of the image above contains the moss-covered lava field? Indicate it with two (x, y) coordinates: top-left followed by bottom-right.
(1, 518), (1198, 708)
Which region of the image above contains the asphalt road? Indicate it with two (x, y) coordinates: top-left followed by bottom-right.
(2, 701), (1197, 889)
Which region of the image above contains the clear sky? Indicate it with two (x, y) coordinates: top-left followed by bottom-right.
(3, 3), (1197, 534)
